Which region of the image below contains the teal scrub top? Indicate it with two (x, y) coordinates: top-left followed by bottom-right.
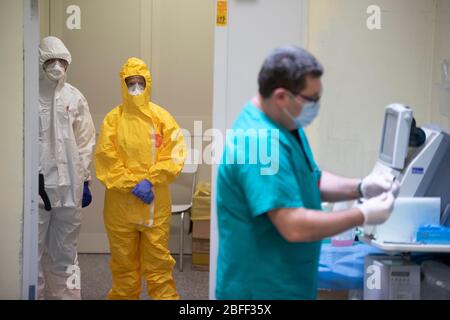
(216, 101), (323, 300)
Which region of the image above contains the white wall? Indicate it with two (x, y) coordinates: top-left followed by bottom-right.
(150, 0), (215, 184)
(0, 0), (24, 299)
(211, 0), (308, 300)
(39, 0), (49, 38)
(430, 0), (450, 130)
(307, 0), (438, 178)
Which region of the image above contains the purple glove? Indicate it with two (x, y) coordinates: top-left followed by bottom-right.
(132, 179), (154, 204)
(82, 181), (92, 208)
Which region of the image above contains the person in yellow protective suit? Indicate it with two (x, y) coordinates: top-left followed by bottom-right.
(94, 57), (186, 300)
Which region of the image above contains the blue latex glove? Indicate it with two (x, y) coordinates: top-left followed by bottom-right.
(132, 179), (154, 204)
(82, 181), (92, 208)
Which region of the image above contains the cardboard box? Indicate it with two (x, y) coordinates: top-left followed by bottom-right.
(191, 264), (209, 272)
(192, 220), (210, 239)
(192, 238), (210, 253)
(192, 182), (211, 221)
(192, 252), (209, 265)
(317, 290), (349, 300)
(192, 197), (211, 221)
(191, 238), (210, 272)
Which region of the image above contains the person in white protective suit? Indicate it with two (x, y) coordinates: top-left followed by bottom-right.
(38, 36), (96, 300)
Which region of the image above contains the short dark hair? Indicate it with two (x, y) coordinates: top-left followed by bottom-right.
(258, 46), (324, 98)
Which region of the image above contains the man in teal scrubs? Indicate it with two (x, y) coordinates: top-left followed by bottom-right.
(216, 46), (399, 300)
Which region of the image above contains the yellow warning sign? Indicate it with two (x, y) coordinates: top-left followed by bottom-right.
(216, 1), (228, 27)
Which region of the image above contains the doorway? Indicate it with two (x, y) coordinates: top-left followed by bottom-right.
(35, 0), (214, 299)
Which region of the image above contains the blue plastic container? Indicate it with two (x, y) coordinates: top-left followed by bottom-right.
(416, 225), (450, 244)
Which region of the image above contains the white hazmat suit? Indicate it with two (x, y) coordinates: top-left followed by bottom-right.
(38, 36), (96, 300)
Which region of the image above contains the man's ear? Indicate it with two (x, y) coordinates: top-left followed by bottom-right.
(272, 88), (289, 107)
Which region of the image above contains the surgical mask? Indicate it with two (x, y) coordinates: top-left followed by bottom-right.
(44, 61), (66, 81)
(128, 83), (145, 96)
(284, 99), (321, 128)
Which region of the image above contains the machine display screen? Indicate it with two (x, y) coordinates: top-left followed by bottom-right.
(380, 112), (398, 162)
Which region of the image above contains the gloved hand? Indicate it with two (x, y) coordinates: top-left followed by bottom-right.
(39, 174), (52, 211)
(390, 180), (401, 198)
(356, 192), (395, 225)
(359, 172), (398, 199)
(82, 181), (92, 208)
(132, 179), (154, 204)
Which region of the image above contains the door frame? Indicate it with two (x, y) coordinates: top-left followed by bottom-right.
(22, 0), (40, 300)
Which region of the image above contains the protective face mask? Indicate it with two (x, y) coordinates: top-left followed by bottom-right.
(45, 61), (66, 81)
(128, 83), (145, 96)
(284, 100), (321, 128)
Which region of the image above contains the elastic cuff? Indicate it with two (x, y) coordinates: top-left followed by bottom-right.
(357, 181), (364, 198)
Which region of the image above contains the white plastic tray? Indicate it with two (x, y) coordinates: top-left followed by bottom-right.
(360, 236), (450, 253)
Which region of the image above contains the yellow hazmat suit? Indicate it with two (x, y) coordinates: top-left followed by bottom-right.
(94, 58), (186, 300)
